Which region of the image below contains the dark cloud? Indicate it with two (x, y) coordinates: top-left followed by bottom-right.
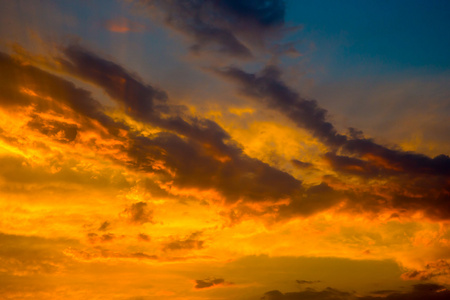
(343, 139), (450, 177)
(0, 53), (35, 107)
(401, 270), (434, 281)
(60, 45), (168, 121)
(323, 152), (387, 178)
(0, 51), (128, 137)
(163, 232), (204, 252)
(194, 278), (226, 289)
(126, 130), (303, 204)
(1, 49), (309, 212)
(138, 233), (151, 241)
(87, 233), (116, 243)
(263, 290), (284, 300)
(98, 221), (111, 231)
(142, 0), (286, 58)
(370, 290), (398, 295)
(261, 284), (450, 300)
(27, 114), (78, 142)
(216, 65), (450, 177)
(101, 233), (115, 242)
(4, 46), (450, 221)
(65, 247), (158, 261)
(291, 159), (313, 169)
(401, 260), (450, 281)
(296, 280), (321, 285)
(262, 287), (351, 300)
(216, 65), (450, 220)
(59, 45), (236, 156)
(216, 66), (347, 147)
(87, 232), (98, 244)
(122, 202), (154, 225)
(57, 45), (309, 206)
(277, 182), (344, 218)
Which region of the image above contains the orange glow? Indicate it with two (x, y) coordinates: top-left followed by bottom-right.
(363, 153), (403, 171)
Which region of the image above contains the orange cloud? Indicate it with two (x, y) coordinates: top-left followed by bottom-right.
(103, 18), (148, 33)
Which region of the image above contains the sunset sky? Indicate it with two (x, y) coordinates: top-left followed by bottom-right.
(1, 1), (450, 299)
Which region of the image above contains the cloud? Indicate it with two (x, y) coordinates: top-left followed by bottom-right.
(141, 0), (286, 58)
(163, 232), (204, 252)
(216, 65), (450, 220)
(370, 290), (399, 295)
(122, 202), (154, 224)
(138, 233), (151, 241)
(27, 114), (78, 142)
(291, 159), (313, 169)
(0, 50), (128, 137)
(60, 45), (168, 121)
(126, 130), (303, 204)
(261, 287), (351, 300)
(1, 48), (308, 219)
(64, 247), (209, 264)
(215, 66), (347, 147)
(323, 152), (382, 177)
(261, 284), (450, 300)
(296, 280), (321, 285)
(276, 182), (344, 218)
(58, 45), (305, 205)
(4, 46), (450, 224)
(64, 247), (158, 262)
(0, 232), (76, 276)
(5, 42), (449, 225)
(401, 259), (450, 282)
(58, 45), (235, 154)
(215, 65), (450, 176)
(103, 17), (148, 33)
(194, 277), (230, 289)
(0, 154), (129, 193)
(87, 233), (116, 244)
(98, 221), (111, 231)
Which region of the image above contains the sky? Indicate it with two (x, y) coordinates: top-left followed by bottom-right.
(0, 0), (449, 299)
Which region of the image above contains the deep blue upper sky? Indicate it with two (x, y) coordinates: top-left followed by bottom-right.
(286, 0), (450, 80)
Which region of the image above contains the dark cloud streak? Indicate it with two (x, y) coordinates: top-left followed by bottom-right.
(261, 284), (450, 300)
(122, 202), (154, 225)
(141, 0), (286, 58)
(58, 46), (305, 205)
(216, 65), (450, 219)
(194, 278), (226, 289)
(216, 65), (450, 177)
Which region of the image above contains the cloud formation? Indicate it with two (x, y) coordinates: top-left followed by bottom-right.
(2, 41), (450, 226)
(401, 260), (450, 282)
(296, 279), (321, 285)
(194, 278), (229, 289)
(261, 284), (450, 300)
(216, 65), (450, 175)
(122, 202), (154, 224)
(163, 232), (204, 252)
(141, 0), (286, 58)
(216, 65), (450, 220)
(1, 48), (304, 209)
(0, 232), (74, 276)
(56, 45), (305, 205)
